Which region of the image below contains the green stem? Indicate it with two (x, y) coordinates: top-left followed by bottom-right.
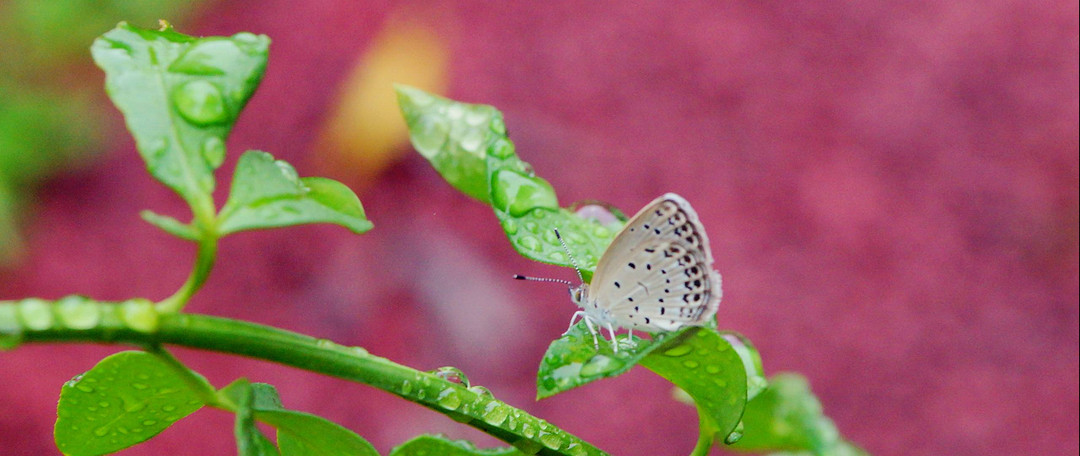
(0, 300), (607, 456)
(157, 228), (217, 314)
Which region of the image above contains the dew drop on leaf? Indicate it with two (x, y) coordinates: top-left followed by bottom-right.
(172, 80), (229, 126)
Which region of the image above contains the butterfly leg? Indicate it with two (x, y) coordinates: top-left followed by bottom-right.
(605, 322), (618, 353)
(581, 316), (601, 349)
(565, 311), (585, 334)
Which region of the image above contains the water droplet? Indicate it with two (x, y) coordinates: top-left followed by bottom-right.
(488, 137), (515, 158)
(502, 219), (518, 234)
(349, 346), (369, 356)
(162, 405), (176, 412)
(539, 432), (564, 450)
(482, 401), (509, 425)
(489, 116), (506, 135)
(445, 104), (464, 120)
(467, 385), (493, 397)
(663, 344), (693, 357)
(592, 225), (611, 238)
(120, 299), (159, 333)
(400, 380), (413, 395)
(0, 304), (21, 349)
(523, 221), (540, 233)
(430, 366), (470, 388)
(141, 419), (157, 426)
(169, 38), (234, 76)
(682, 360), (700, 369)
(723, 422), (745, 444)
(463, 106), (491, 126)
(436, 389), (461, 410)
(521, 423), (537, 438)
(705, 365), (721, 374)
(410, 115), (450, 158)
(517, 236), (542, 252)
(172, 80), (229, 126)
(542, 229), (559, 244)
(562, 230), (587, 245)
(17, 298), (53, 331)
(201, 136), (226, 168)
(490, 169), (559, 217)
(93, 426), (111, 437)
(580, 355), (623, 377)
(548, 251), (567, 263)
(56, 296), (100, 330)
(565, 443), (588, 456)
(75, 384), (94, 393)
(457, 128), (487, 153)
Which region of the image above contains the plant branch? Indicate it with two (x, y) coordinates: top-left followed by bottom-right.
(0, 300), (607, 456)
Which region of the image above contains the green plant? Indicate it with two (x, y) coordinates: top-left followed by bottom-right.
(0, 23), (865, 456)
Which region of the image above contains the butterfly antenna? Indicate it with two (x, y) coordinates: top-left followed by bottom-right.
(553, 229), (585, 283)
(512, 274), (574, 287)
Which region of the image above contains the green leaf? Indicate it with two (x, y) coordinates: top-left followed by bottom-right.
(91, 22), (269, 206)
(396, 86), (617, 278)
(54, 350), (206, 456)
(220, 381), (377, 456)
(389, 435), (524, 456)
(538, 325), (747, 440)
(396, 85), (503, 202)
(141, 210), (200, 240)
(231, 379), (281, 456)
(728, 373), (868, 456)
(217, 150), (373, 235)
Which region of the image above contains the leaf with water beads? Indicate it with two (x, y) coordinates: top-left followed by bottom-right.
(389, 434), (524, 456)
(54, 350), (208, 456)
(395, 86), (617, 277)
(219, 381), (378, 456)
(217, 150), (373, 236)
(91, 22), (268, 207)
(538, 326), (748, 442)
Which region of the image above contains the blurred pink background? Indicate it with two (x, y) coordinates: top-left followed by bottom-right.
(1, 2), (1077, 455)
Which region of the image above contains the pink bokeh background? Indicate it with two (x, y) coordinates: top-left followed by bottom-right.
(1, 2), (1077, 455)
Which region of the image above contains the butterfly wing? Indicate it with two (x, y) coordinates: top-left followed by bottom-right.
(588, 193), (722, 332)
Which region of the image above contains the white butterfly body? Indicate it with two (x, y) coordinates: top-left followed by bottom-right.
(569, 193), (721, 349)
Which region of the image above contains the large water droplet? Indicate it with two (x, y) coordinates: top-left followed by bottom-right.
(502, 219), (519, 234)
(169, 38), (233, 76)
(58, 295), (101, 329)
(430, 366), (470, 388)
(467, 385), (493, 397)
(580, 355), (622, 377)
(201, 136), (226, 168)
(482, 402), (509, 426)
(490, 169), (558, 217)
(663, 344), (693, 357)
(17, 298), (53, 331)
(120, 299), (159, 333)
(723, 421), (745, 444)
(172, 80), (229, 126)
(435, 389), (461, 410)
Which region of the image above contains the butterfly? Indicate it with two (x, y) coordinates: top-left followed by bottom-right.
(517, 193), (722, 352)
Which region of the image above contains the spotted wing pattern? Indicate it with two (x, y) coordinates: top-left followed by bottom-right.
(587, 193), (721, 332)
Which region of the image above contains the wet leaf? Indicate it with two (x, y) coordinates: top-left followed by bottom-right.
(217, 151), (373, 235)
(91, 22), (268, 206)
(54, 351), (207, 456)
(389, 435), (524, 456)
